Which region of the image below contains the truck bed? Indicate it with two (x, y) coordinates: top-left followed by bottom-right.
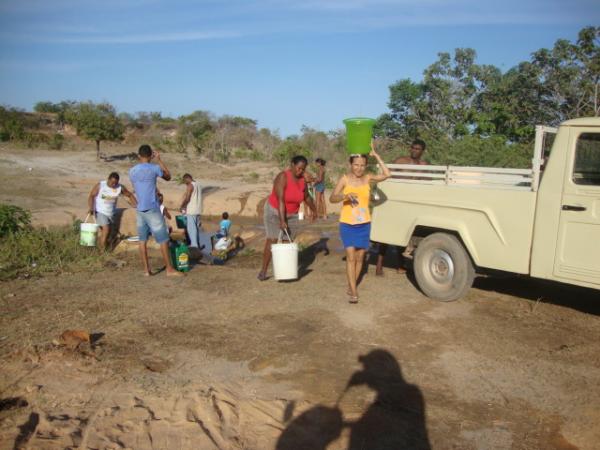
(371, 164), (538, 274)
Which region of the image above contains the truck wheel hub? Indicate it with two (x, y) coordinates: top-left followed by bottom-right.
(429, 249), (454, 283)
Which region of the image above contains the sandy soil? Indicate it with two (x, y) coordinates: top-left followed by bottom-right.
(1, 147), (600, 450)
(0, 146), (339, 229)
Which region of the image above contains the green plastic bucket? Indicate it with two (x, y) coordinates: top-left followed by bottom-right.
(343, 117), (375, 155)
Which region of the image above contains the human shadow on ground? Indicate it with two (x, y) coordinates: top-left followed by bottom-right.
(295, 237), (330, 280)
(474, 275), (600, 316)
(276, 349), (431, 450)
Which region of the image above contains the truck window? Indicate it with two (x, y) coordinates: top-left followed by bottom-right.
(573, 133), (600, 186)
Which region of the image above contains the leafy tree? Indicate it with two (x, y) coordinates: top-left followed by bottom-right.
(381, 26), (599, 155)
(177, 110), (214, 154)
(34, 101), (61, 114)
(66, 102), (124, 159)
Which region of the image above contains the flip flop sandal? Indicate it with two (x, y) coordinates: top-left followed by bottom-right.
(349, 296), (359, 304)
(257, 272), (268, 281)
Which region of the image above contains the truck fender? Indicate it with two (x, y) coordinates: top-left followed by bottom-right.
(407, 216), (480, 266)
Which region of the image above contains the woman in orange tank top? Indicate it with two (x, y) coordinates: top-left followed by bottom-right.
(330, 141), (390, 303)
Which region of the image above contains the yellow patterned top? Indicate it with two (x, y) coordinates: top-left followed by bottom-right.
(340, 177), (371, 225)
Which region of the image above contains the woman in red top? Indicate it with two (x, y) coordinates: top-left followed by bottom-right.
(258, 155), (317, 281)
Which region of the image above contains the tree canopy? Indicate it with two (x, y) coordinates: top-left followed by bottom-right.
(66, 102), (124, 159)
(375, 26), (599, 166)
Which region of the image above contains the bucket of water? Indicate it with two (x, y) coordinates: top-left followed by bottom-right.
(79, 214), (100, 247)
(343, 117), (376, 155)
(271, 229), (298, 280)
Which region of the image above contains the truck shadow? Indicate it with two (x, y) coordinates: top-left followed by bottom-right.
(473, 276), (600, 316)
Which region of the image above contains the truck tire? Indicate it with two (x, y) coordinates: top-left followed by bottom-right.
(413, 232), (475, 302)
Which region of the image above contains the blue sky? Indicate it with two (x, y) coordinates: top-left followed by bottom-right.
(0, 0), (598, 136)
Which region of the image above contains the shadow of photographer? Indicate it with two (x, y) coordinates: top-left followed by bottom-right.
(276, 349), (430, 450)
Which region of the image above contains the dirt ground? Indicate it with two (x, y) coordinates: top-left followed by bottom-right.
(1, 148), (600, 450)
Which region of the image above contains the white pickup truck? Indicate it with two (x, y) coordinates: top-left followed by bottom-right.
(371, 117), (600, 301)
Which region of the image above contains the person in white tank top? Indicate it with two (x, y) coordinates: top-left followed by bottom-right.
(87, 172), (137, 250)
(180, 173), (202, 250)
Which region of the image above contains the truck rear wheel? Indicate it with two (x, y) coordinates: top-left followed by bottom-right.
(414, 232), (475, 302)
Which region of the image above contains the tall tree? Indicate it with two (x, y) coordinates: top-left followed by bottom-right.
(67, 102), (124, 159)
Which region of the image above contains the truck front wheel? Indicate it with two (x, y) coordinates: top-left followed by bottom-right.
(414, 233), (475, 302)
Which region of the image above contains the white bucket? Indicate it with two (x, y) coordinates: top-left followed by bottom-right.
(271, 229), (298, 280)
(80, 215), (100, 247)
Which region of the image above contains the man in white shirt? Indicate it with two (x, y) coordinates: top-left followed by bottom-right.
(179, 173), (202, 251)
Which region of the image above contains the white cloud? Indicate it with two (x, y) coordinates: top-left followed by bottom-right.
(5, 30), (243, 45)
(0, 60), (101, 72)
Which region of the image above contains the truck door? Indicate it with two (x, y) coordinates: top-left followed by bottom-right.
(554, 130), (600, 285)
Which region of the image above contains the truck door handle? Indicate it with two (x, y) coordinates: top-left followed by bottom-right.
(562, 205), (586, 211)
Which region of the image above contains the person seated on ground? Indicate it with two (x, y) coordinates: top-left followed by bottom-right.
(87, 172), (137, 251)
(218, 211), (231, 238)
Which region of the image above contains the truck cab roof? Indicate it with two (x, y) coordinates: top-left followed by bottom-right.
(561, 117), (600, 127)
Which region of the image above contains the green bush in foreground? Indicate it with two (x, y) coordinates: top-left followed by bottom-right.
(0, 204), (31, 238)
(0, 225), (104, 280)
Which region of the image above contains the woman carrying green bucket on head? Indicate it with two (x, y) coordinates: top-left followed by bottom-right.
(330, 140), (390, 303)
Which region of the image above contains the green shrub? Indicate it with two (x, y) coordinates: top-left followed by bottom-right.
(49, 133), (65, 150)
(274, 138), (312, 167)
(0, 204), (31, 237)
(234, 149), (249, 159)
(249, 149), (264, 161)
(0, 225), (103, 280)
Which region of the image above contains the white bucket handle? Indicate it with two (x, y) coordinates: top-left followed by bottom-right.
(278, 228), (293, 244)
(83, 213), (96, 224)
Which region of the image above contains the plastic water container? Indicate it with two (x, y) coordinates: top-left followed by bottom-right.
(170, 240), (190, 272)
(175, 215), (187, 229)
(271, 241), (299, 280)
(343, 117), (376, 155)
(79, 215), (99, 247)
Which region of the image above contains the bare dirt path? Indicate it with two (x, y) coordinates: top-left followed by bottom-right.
(1, 240), (599, 449)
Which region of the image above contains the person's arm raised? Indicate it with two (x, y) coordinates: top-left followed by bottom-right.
(368, 142), (390, 183)
(153, 150), (171, 181)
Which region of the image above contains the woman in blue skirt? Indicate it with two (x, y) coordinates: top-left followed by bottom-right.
(330, 142), (390, 303)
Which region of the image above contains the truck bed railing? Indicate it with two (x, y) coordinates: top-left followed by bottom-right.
(385, 125), (558, 192)
(386, 164), (535, 191)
